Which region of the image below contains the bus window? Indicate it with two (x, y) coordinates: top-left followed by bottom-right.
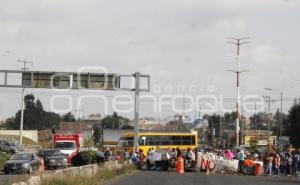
(171, 136), (181, 145)
(182, 136), (192, 145)
(159, 136), (170, 145)
(147, 136), (160, 145)
(118, 137), (134, 147)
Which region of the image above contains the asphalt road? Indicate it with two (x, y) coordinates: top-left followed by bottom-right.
(110, 171), (300, 185)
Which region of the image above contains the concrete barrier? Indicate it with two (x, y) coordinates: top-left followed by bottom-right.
(11, 161), (128, 185)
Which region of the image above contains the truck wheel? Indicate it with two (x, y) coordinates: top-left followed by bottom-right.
(10, 150), (15, 155)
(147, 160), (151, 170)
(4, 171), (9, 175)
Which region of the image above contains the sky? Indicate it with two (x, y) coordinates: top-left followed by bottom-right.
(0, 0), (300, 120)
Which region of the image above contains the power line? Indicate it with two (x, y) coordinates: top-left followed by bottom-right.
(0, 89), (298, 103)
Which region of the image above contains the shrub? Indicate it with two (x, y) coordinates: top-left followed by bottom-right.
(71, 150), (97, 166)
(0, 152), (10, 170)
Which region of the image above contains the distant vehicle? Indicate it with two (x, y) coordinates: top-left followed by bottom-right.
(95, 151), (105, 164)
(3, 153), (40, 174)
(36, 149), (68, 170)
(0, 140), (24, 154)
(117, 130), (198, 156)
(71, 150), (105, 166)
(53, 134), (83, 163)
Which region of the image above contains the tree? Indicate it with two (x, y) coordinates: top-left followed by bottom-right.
(92, 123), (102, 144)
(3, 94), (61, 131)
(208, 114), (221, 138)
(272, 109), (289, 136)
(223, 111), (236, 130)
(287, 102), (300, 148)
(121, 124), (134, 129)
(61, 112), (76, 122)
(102, 112), (131, 130)
(88, 113), (101, 118)
(1, 117), (17, 130)
(250, 112), (270, 130)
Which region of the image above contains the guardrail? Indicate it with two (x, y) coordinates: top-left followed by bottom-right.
(11, 161), (127, 185)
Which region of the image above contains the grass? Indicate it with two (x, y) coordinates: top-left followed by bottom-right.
(41, 164), (136, 185)
(0, 151), (10, 171)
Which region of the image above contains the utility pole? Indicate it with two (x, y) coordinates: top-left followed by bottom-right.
(183, 97), (185, 116)
(264, 88), (283, 151)
(227, 37), (250, 147)
(133, 72), (141, 153)
(254, 103), (257, 137)
(75, 107), (83, 121)
(280, 92), (283, 151)
(241, 107), (244, 145)
(263, 95), (271, 143)
(219, 113), (222, 139)
(17, 59), (33, 145)
(75, 107), (83, 132)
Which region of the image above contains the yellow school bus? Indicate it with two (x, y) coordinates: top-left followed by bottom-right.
(117, 130), (198, 155)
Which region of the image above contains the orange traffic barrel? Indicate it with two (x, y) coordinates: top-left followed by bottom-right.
(176, 156), (184, 174)
(255, 163), (262, 176)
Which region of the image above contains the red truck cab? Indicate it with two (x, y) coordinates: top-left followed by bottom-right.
(53, 134), (83, 163)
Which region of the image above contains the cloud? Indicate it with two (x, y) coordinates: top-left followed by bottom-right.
(251, 45), (290, 64)
(0, 0), (299, 118)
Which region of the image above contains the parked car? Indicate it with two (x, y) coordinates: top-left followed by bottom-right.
(95, 151), (105, 164)
(36, 149), (68, 170)
(3, 153), (40, 174)
(0, 140), (24, 154)
(71, 150), (105, 166)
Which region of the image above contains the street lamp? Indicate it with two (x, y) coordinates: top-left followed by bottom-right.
(264, 88), (283, 151)
(262, 95), (271, 143)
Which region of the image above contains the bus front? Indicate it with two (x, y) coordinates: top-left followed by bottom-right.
(117, 134), (134, 156)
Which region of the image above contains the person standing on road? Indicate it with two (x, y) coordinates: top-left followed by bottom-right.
(225, 150), (233, 160)
(186, 148), (195, 161)
(148, 147), (155, 155)
(124, 149), (130, 161)
(104, 148), (111, 161)
(291, 151), (299, 178)
(280, 153), (286, 174)
(176, 147), (181, 159)
(286, 153), (293, 177)
(266, 153), (274, 176)
(170, 148), (177, 159)
(253, 150), (259, 161)
(237, 149), (245, 173)
(274, 154), (280, 177)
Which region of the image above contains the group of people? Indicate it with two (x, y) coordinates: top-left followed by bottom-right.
(145, 146), (196, 160)
(106, 145), (300, 178)
(215, 147), (300, 178)
(264, 151), (299, 178)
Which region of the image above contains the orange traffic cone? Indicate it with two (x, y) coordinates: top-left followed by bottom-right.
(176, 156), (184, 174)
